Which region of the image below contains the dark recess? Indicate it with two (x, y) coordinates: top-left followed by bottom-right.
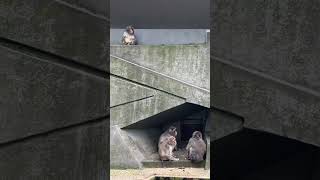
(212, 128), (320, 180)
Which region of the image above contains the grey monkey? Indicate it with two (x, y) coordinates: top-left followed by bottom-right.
(158, 126), (178, 151)
(159, 136), (179, 161)
(121, 25), (137, 45)
(186, 131), (206, 162)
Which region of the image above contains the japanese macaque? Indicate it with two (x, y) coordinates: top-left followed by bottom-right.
(186, 131), (206, 162)
(158, 126), (178, 151)
(121, 25), (137, 45)
(159, 136), (179, 161)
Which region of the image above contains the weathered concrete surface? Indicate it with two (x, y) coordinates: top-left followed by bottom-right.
(110, 126), (145, 169)
(211, 1), (320, 179)
(110, 44), (210, 169)
(0, 0), (109, 178)
(110, 76), (185, 128)
(0, 120), (108, 179)
(111, 56), (209, 107)
(212, 0), (320, 147)
(212, 0), (320, 92)
(111, 45), (209, 90)
(0, 0), (108, 71)
(0, 45), (108, 143)
(110, 29), (209, 45)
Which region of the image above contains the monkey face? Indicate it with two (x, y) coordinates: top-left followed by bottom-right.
(126, 25), (135, 35)
(168, 126), (177, 137)
(192, 131), (202, 140)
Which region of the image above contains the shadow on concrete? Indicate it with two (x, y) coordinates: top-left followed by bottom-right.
(212, 128), (320, 180)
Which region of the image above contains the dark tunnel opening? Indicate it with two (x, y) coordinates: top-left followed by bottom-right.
(212, 128), (320, 180)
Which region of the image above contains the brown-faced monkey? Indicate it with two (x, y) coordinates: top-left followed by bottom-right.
(159, 136), (179, 161)
(158, 126), (178, 151)
(186, 131), (206, 162)
(121, 25), (137, 45)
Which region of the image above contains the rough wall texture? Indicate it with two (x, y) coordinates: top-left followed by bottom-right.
(110, 45), (210, 169)
(212, 0), (320, 147)
(211, 1), (320, 179)
(0, 0), (108, 179)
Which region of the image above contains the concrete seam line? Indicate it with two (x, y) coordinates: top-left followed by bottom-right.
(110, 74), (187, 101)
(54, 0), (108, 21)
(0, 116), (108, 148)
(111, 54), (210, 93)
(0, 37), (109, 80)
(110, 95), (155, 108)
(212, 55), (320, 99)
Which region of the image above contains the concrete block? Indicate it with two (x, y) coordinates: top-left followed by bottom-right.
(0, 0), (108, 71)
(0, 45), (108, 143)
(0, 120), (108, 179)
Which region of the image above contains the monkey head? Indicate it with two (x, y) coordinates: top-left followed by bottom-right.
(192, 131), (203, 140)
(167, 126), (177, 137)
(126, 25), (135, 35)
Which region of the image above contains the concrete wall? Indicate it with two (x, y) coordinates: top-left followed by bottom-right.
(0, 1), (108, 179)
(111, 44), (210, 91)
(211, 1), (320, 179)
(110, 44), (210, 169)
(211, 0), (320, 147)
(110, 29), (209, 45)
(110, 0), (210, 28)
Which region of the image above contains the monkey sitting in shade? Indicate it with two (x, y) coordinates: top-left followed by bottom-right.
(186, 131), (206, 162)
(121, 25), (137, 45)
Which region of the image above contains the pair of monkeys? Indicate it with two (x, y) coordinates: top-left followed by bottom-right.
(158, 126), (207, 162)
(121, 25), (137, 45)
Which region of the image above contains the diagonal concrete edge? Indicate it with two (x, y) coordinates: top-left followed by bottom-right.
(110, 126), (144, 169)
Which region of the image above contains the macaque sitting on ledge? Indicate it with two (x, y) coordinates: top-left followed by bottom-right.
(121, 25), (137, 45)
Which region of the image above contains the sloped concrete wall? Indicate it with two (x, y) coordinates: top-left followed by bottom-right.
(110, 44), (210, 169)
(212, 0), (320, 147)
(0, 0), (108, 179)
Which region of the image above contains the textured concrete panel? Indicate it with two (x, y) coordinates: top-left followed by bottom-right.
(212, 60), (320, 147)
(212, 0), (320, 92)
(0, 45), (108, 143)
(61, 0), (108, 16)
(0, 120), (108, 179)
(111, 45), (210, 90)
(110, 126), (144, 169)
(0, 0), (108, 71)
(111, 56), (210, 107)
(110, 76), (154, 107)
(110, 29), (209, 45)
(207, 109), (243, 141)
(111, 90), (185, 128)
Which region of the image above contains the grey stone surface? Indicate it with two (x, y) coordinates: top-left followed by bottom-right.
(110, 76), (185, 128)
(0, 0), (108, 71)
(110, 126), (144, 169)
(0, 0), (109, 178)
(0, 45), (108, 143)
(207, 109), (243, 141)
(212, 0), (320, 92)
(111, 44), (210, 90)
(212, 60), (320, 147)
(60, 0), (108, 16)
(0, 120), (108, 179)
(110, 29), (209, 45)
(111, 55), (209, 107)
(110, 44), (210, 169)
(212, 0), (320, 147)
(110, 0), (209, 28)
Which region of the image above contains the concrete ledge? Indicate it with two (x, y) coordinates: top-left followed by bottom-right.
(111, 29), (209, 45)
